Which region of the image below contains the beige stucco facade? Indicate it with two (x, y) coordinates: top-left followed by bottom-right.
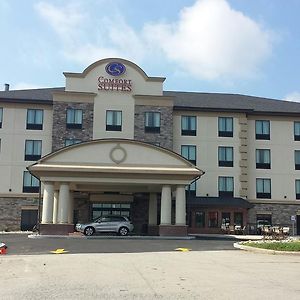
(248, 115), (300, 203)
(63, 59), (165, 140)
(0, 103), (52, 196)
(173, 111), (244, 197)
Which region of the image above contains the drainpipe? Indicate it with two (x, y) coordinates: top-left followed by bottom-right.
(37, 180), (42, 233)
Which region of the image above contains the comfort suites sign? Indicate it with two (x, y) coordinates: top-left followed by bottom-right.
(98, 62), (132, 92)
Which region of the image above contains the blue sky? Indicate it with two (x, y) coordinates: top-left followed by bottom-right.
(0, 0), (300, 102)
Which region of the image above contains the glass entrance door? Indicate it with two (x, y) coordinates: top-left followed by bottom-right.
(92, 203), (131, 220)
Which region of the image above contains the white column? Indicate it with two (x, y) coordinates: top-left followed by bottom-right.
(52, 191), (59, 224)
(160, 185), (172, 225)
(58, 183), (70, 224)
(149, 193), (158, 225)
(175, 185), (186, 225)
(41, 182), (54, 224)
(68, 192), (74, 224)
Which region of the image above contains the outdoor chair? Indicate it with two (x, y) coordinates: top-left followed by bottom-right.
(229, 225), (235, 234)
(282, 227), (290, 237)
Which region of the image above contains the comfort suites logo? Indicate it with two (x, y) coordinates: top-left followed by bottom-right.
(98, 62), (132, 92)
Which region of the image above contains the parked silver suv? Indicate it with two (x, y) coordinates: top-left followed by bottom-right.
(76, 215), (134, 236)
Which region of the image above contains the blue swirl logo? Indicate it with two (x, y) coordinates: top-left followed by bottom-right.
(105, 62), (126, 76)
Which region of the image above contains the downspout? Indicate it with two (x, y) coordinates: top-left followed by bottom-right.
(37, 179), (42, 233)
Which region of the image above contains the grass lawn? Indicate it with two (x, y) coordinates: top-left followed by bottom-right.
(244, 241), (300, 251)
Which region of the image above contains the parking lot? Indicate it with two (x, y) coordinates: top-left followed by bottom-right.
(0, 233), (237, 255)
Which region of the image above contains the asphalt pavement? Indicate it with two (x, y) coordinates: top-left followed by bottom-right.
(0, 233), (237, 255)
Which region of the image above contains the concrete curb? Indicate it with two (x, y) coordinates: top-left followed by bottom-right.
(233, 242), (300, 255)
(28, 234), (195, 240)
(191, 234), (263, 240)
(0, 231), (33, 235)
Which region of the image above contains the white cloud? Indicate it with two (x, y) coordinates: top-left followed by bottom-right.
(35, 2), (85, 40)
(35, 0), (275, 81)
(144, 0), (274, 80)
(35, 2), (145, 66)
(284, 92), (300, 103)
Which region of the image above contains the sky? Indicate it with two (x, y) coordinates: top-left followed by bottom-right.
(0, 0), (300, 102)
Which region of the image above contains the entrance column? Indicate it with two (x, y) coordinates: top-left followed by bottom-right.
(68, 191), (74, 224)
(160, 185), (172, 225)
(148, 193), (158, 235)
(52, 191), (59, 224)
(41, 182), (54, 224)
(58, 183), (70, 224)
(175, 185), (186, 225)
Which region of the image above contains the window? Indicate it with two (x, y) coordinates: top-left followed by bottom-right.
(208, 211), (218, 228)
(234, 212), (243, 226)
(145, 112), (160, 133)
(186, 181), (196, 196)
(218, 117), (233, 137)
(256, 178), (271, 199)
(255, 120), (270, 140)
(106, 110), (122, 131)
(218, 176), (234, 197)
(0, 107), (3, 128)
(181, 145), (196, 165)
(66, 109), (83, 129)
(256, 214), (272, 233)
(181, 116), (196, 136)
(92, 203), (131, 220)
(65, 139), (82, 147)
(195, 211), (205, 228)
(26, 109), (43, 130)
(294, 122), (300, 141)
(296, 180), (300, 199)
(221, 212), (231, 226)
(295, 151), (300, 170)
(25, 140), (42, 161)
(23, 171), (39, 193)
(256, 149), (271, 169)
(218, 146), (233, 167)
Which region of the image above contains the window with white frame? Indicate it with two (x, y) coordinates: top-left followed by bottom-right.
(181, 145), (196, 165)
(294, 122), (300, 141)
(181, 116), (196, 136)
(255, 120), (270, 140)
(66, 109), (83, 129)
(256, 149), (271, 169)
(296, 180), (300, 200)
(145, 112), (160, 133)
(106, 110), (122, 131)
(0, 107), (3, 128)
(186, 181), (196, 196)
(218, 117), (233, 137)
(26, 109), (43, 130)
(295, 150), (300, 170)
(256, 178), (271, 199)
(25, 140), (42, 161)
(218, 146), (233, 167)
(23, 171), (39, 193)
(218, 176), (234, 197)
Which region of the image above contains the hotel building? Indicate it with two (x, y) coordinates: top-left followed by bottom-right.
(0, 58), (300, 236)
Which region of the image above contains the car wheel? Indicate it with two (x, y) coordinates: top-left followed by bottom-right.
(84, 226), (95, 236)
(118, 227), (129, 236)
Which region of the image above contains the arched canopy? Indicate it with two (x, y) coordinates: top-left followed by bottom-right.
(28, 139), (204, 193)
